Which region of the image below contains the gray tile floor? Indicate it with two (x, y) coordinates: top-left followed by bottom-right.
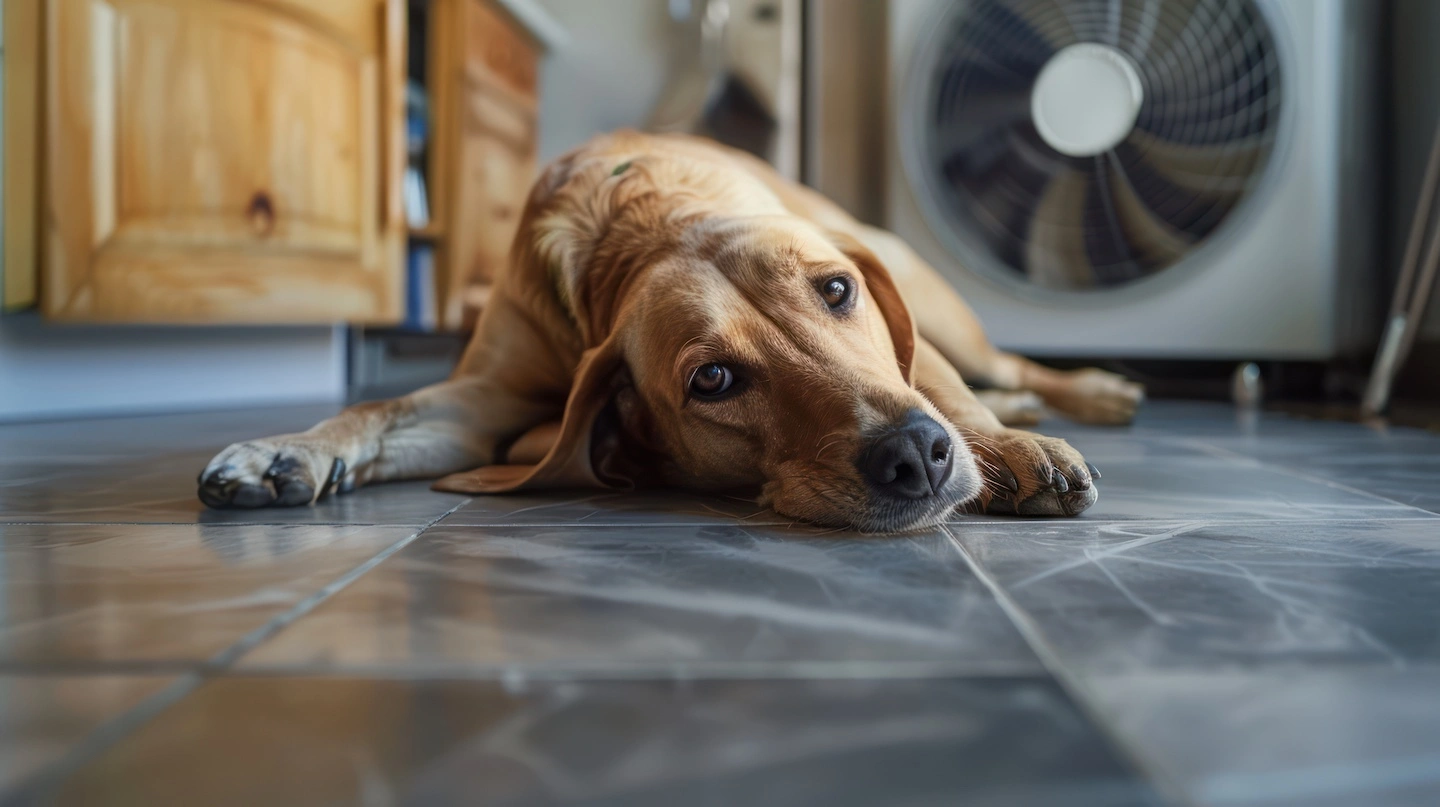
(1, 401), (1437, 805)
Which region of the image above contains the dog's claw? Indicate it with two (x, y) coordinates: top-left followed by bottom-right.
(999, 468), (1020, 493)
(1086, 462), (1102, 479)
(1051, 467), (1068, 493)
(323, 458), (347, 498)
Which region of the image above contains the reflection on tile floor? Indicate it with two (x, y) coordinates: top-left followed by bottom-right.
(441, 490), (785, 527)
(239, 524), (1041, 675)
(1, 401), (1438, 805)
(51, 677), (1162, 807)
(0, 524), (419, 665)
(1085, 668), (1440, 807)
(955, 519), (1440, 670)
(0, 460), (468, 526)
(0, 677), (172, 792)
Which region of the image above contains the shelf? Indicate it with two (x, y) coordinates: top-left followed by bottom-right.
(408, 223), (445, 241)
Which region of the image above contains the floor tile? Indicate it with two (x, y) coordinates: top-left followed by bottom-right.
(0, 676), (171, 793)
(1085, 667), (1440, 807)
(0, 457), (468, 526)
(1199, 432), (1440, 463)
(440, 490), (784, 527)
(49, 676), (1165, 807)
(0, 524), (417, 665)
(1304, 458), (1440, 516)
(1196, 435), (1440, 516)
(239, 524), (1042, 675)
(956, 455), (1432, 523)
(955, 519), (1440, 671)
(1036, 433), (1213, 465)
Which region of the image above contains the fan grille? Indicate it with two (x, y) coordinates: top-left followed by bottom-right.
(912, 0), (1284, 291)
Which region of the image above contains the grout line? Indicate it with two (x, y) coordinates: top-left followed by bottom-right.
(0, 519), (467, 528)
(8, 655), (1432, 679)
(200, 500), (473, 671)
(940, 523), (1198, 807)
(432, 520), (797, 529)
(0, 661), (198, 676)
(949, 515), (1440, 529)
(217, 660), (1054, 682)
(1185, 440), (1440, 518)
(0, 520), (798, 528)
(0, 499), (470, 803)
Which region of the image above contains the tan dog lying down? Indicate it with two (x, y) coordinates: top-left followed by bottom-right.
(199, 132), (1142, 532)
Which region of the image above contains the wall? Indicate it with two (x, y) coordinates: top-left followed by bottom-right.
(532, 0), (670, 163)
(0, 315), (345, 422)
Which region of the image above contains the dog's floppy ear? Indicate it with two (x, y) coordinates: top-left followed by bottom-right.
(827, 230), (917, 383)
(433, 336), (636, 494)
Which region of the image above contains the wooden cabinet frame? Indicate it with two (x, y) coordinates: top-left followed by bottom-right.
(427, 0), (540, 331)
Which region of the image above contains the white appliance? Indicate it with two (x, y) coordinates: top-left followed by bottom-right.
(879, 0), (1380, 359)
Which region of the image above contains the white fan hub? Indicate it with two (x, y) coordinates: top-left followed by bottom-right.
(1031, 44), (1144, 158)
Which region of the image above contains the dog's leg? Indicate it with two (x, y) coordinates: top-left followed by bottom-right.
(198, 294), (571, 509)
(857, 226), (1144, 425)
(972, 390), (1045, 427)
(196, 376), (520, 508)
(913, 337), (1097, 517)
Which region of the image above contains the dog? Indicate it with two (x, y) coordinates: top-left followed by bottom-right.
(198, 132), (1142, 532)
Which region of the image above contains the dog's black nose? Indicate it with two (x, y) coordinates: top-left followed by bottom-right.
(861, 410), (954, 499)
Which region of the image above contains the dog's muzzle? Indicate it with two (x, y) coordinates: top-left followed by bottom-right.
(859, 409), (955, 500)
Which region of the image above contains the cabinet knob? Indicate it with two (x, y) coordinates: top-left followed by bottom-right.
(247, 192), (276, 236)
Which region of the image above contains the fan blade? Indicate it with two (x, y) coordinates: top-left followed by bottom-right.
(1127, 130), (1263, 196)
(1116, 0), (1170, 60)
(1138, 43), (1279, 145)
(1112, 141), (1234, 240)
(1135, 0), (1277, 130)
(1104, 153), (1194, 270)
(1043, 0), (1131, 45)
(1084, 160), (1147, 285)
(1124, 0), (1204, 62)
(949, 0), (1065, 68)
(1024, 168), (1096, 290)
(929, 0), (1057, 173)
(943, 127), (1067, 273)
(1128, 0), (1237, 87)
(933, 92), (1034, 178)
(1009, 0), (1084, 50)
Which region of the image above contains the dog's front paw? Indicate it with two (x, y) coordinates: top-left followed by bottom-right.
(198, 438), (348, 509)
(963, 430), (1098, 517)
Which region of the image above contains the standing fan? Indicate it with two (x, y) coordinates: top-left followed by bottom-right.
(908, 0), (1284, 292)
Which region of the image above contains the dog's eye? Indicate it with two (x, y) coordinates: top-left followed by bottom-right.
(819, 276), (853, 310)
(689, 363), (735, 399)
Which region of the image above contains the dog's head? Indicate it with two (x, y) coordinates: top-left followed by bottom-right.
(439, 149), (982, 531)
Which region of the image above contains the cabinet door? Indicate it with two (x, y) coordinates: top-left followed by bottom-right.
(439, 0), (538, 331)
(44, 0), (405, 323)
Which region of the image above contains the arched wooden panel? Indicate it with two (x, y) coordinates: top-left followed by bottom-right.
(45, 0), (404, 323)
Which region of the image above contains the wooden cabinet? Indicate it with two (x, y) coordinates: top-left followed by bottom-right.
(429, 0), (541, 331)
(43, 0), (406, 323)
